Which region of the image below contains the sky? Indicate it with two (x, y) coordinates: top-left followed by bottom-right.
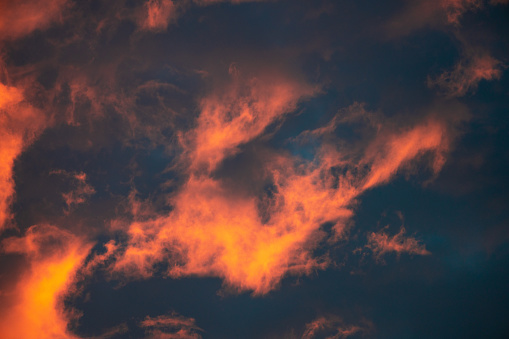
(0, 0), (508, 338)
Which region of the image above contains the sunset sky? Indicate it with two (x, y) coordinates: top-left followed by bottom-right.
(1, 0), (508, 338)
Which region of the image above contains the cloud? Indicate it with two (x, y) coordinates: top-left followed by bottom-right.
(112, 172), (333, 294)
(294, 102), (382, 143)
(385, 1), (505, 98)
(112, 85), (452, 295)
(442, 0), (483, 25)
(385, 0), (483, 37)
(428, 54), (505, 97)
(0, 0), (69, 40)
(135, 0), (272, 32)
(140, 312), (203, 339)
(302, 315), (371, 339)
(139, 0), (179, 32)
(0, 81), (48, 232)
(194, 0), (269, 4)
(90, 324), (129, 339)
(0, 225), (92, 339)
(367, 226), (431, 260)
(184, 71), (318, 173)
(362, 119), (449, 190)
(50, 171), (96, 213)
(0, 1), (504, 337)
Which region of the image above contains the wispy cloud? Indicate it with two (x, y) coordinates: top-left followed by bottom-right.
(367, 226), (431, 260)
(140, 312), (203, 339)
(111, 77), (453, 294)
(302, 315), (372, 339)
(428, 54), (504, 97)
(185, 70), (318, 173)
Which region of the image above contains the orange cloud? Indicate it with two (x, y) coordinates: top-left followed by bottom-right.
(194, 0), (268, 4)
(139, 0), (178, 32)
(0, 225), (92, 339)
(429, 54), (504, 97)
(362, 119), (448, 190)
(113, 172), (337, 294)
(367, 226), (431, 260)
(302, 315), (371, 339)
(141, 312), (203, 339)
(113, 92), (449, 294)
(294, 102), (381, 143)
(185, 73), (317, 172)
(385, 0), (484, 37)
(441, 0), (482, 24)
(0, 0), (69, 40)
(135, 0), (270, 31)
(0, 82), (48, 232)
(50, 171), (96, 213)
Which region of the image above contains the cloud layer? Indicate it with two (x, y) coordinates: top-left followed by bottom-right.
(0, 0), (507, 337)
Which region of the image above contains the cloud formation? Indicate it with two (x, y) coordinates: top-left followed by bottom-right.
(0, 1), (506, 337)
(429, 54), (504, 97)
(0, 0), (69, 40)
(112, 74), (451, 294)
(0, 225), (91, 339)
(185, 72), (317, 172)
(367, 226), (431, 260)
(48, 170), (96, 213)
(385, 0), (490, 37)
(139, 0), (178, 32)
(135, 0), (272, 32)
(302, 315), (371, 339)
(0, 81), (48, 231)
(141, 312), (203, 339)
(442, 0), (482, 25)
